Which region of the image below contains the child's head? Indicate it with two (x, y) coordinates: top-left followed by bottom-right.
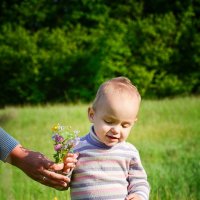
(88, 77), (141, 146)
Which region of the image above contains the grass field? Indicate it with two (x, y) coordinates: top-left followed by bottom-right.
(0, 97), (200, 200)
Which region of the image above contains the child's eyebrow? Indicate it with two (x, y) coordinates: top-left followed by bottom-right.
(103, 115), (116, 120)
(104, 115), (133, 124)
(103, 117), (114, 121)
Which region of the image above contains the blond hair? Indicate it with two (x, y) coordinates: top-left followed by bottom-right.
(92, 77), (141, 110)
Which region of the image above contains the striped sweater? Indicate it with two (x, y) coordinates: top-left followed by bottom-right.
(71, 127), (150, 200)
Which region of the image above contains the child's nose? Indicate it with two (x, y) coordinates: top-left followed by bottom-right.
(110, 126), (120, 134)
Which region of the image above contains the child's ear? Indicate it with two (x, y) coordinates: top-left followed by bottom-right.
(134, 117), (138, 122)
(88, 107), (95, 123)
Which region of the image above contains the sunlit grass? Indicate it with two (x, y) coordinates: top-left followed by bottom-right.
(0, 97), (200, 200)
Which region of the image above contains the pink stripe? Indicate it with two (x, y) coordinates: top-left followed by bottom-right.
(77, 159), (124, 166)
(72, 186), (125, 196)
(73, 173), (127, 181)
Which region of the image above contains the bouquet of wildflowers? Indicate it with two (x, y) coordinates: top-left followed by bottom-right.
(51, 123), (80, 164)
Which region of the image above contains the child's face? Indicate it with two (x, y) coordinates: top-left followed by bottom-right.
(88, 92), (140, 146)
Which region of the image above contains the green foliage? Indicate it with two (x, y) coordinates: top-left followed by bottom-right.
(127, 65), (155, 97)
(0, 1), (199, 105)
(151, 73), (187, 97)
(0, 24), (42, 104)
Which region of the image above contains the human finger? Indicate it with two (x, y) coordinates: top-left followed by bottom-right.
(42, 168), (70, 183)
(40, 170), (71, 189)
(62, 153), (78, 173)
(64, 156), (77, 166)
(66, 152), (79, 157)
(40, 175), (69, 190)
(63, 153), (78, 165)
(49, 162), (64, 171)
(125, 194), (141, 200)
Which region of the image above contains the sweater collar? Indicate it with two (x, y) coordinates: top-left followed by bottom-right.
(87, 126), (119, 149)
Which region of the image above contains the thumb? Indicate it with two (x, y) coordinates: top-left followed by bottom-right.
(49, 162), (64, 171)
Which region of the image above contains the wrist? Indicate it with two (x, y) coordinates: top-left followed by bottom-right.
(6, 144), (27, 167)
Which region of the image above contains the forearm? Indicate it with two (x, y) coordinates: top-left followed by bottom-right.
(128, 176), (150, 200)
(128, 152), (150, 200)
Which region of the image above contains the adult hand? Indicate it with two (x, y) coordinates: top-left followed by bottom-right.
(6, 144), (77, 190)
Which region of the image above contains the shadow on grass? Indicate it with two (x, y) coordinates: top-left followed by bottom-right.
(0, 112), (16, 126)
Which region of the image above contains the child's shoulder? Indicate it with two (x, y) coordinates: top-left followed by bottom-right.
(73, 133), (91, 151)
(124, 141), (139, 153)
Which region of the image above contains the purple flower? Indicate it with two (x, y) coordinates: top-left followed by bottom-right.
(54, 144), (62, 151)
(56, 135), (64, 142)
(52, 134), (64, 143)
(64, 138), (80, 149)
(51, 123), (80, 163)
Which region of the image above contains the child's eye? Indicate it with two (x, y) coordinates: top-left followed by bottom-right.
(122, 123), (130, 128)
(104, 120), (113, 124)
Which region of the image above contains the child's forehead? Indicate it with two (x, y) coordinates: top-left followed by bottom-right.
(102, 84), (139, 101)
(102, 81), (139, 97)
(98, 91), (140, 117)
(93, 80), (141, 111)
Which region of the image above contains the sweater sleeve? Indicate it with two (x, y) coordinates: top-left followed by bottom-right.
(127, 149), (150, 200)
(0, 128), (19, 162)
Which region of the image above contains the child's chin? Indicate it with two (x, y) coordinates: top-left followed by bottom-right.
(105, 141), (118, 147)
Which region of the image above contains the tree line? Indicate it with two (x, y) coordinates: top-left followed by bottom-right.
(0, 0), (200, 106)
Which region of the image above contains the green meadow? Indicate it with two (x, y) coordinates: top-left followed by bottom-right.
(0, 97), (200, 200)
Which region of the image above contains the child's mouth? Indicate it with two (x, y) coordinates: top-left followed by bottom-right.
(106, 135), (118, 140)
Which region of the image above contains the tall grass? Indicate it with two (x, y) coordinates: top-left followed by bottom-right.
(0, 97), (200, 200)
